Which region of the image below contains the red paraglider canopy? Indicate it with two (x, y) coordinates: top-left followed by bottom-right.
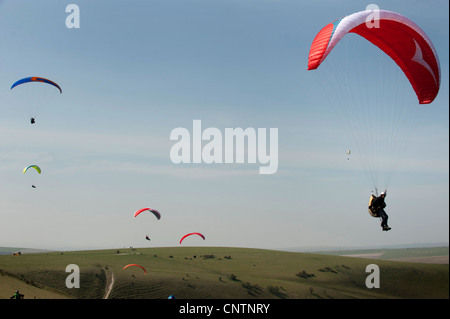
(307, 9), (440, 104)
(134, 208), (161, 220)
(179, 232), (205, 244)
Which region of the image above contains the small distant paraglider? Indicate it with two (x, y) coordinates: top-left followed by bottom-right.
(23, 165), (41, 174)
(179, 232), (205, 244)
(23, 165), (41, 188)
(346, 149), (351, 160)
(134, 208), (161, 220)
(134, 208), (160, 243)
(123, 264), (147, 274)
(11, 76), (62, 125)
(11, 77), (62, 94)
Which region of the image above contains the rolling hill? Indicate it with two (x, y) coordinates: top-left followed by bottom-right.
(0, 246), (448, 299)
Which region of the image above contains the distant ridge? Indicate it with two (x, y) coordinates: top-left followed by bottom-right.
(0, 247), (54, 255)
(281, 242), (449, 253)
(1, 242), (448, 255)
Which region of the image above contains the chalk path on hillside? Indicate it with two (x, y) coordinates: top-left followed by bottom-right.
(103, 268), (115, 299)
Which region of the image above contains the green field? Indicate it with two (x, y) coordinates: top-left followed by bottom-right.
(0, 247), (448, 299)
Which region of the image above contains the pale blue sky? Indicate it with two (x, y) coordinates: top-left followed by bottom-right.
(0, 0), (448, 250)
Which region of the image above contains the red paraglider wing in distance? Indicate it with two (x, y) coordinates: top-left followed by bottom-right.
(134, 208), (161, 220)
(122, 264), (147, 274)
(179, 232), (205, 244)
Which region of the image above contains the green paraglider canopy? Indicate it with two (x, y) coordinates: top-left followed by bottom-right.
(23, 165), (41, 174)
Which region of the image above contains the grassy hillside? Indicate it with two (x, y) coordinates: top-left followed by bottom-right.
(0, 247), (448, 299)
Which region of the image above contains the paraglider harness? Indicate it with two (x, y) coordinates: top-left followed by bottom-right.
(368, 195), (378, 217)
(368, 193), (386, 219)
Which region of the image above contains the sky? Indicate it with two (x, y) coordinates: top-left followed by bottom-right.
(0, 0), (448, 251)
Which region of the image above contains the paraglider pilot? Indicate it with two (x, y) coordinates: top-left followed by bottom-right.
(10, 290), (24, 299)
(370, 191), (391, 231)
(30, 117), (35, 124)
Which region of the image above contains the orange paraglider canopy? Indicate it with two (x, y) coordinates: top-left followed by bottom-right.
(122, 264), (147, 274)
